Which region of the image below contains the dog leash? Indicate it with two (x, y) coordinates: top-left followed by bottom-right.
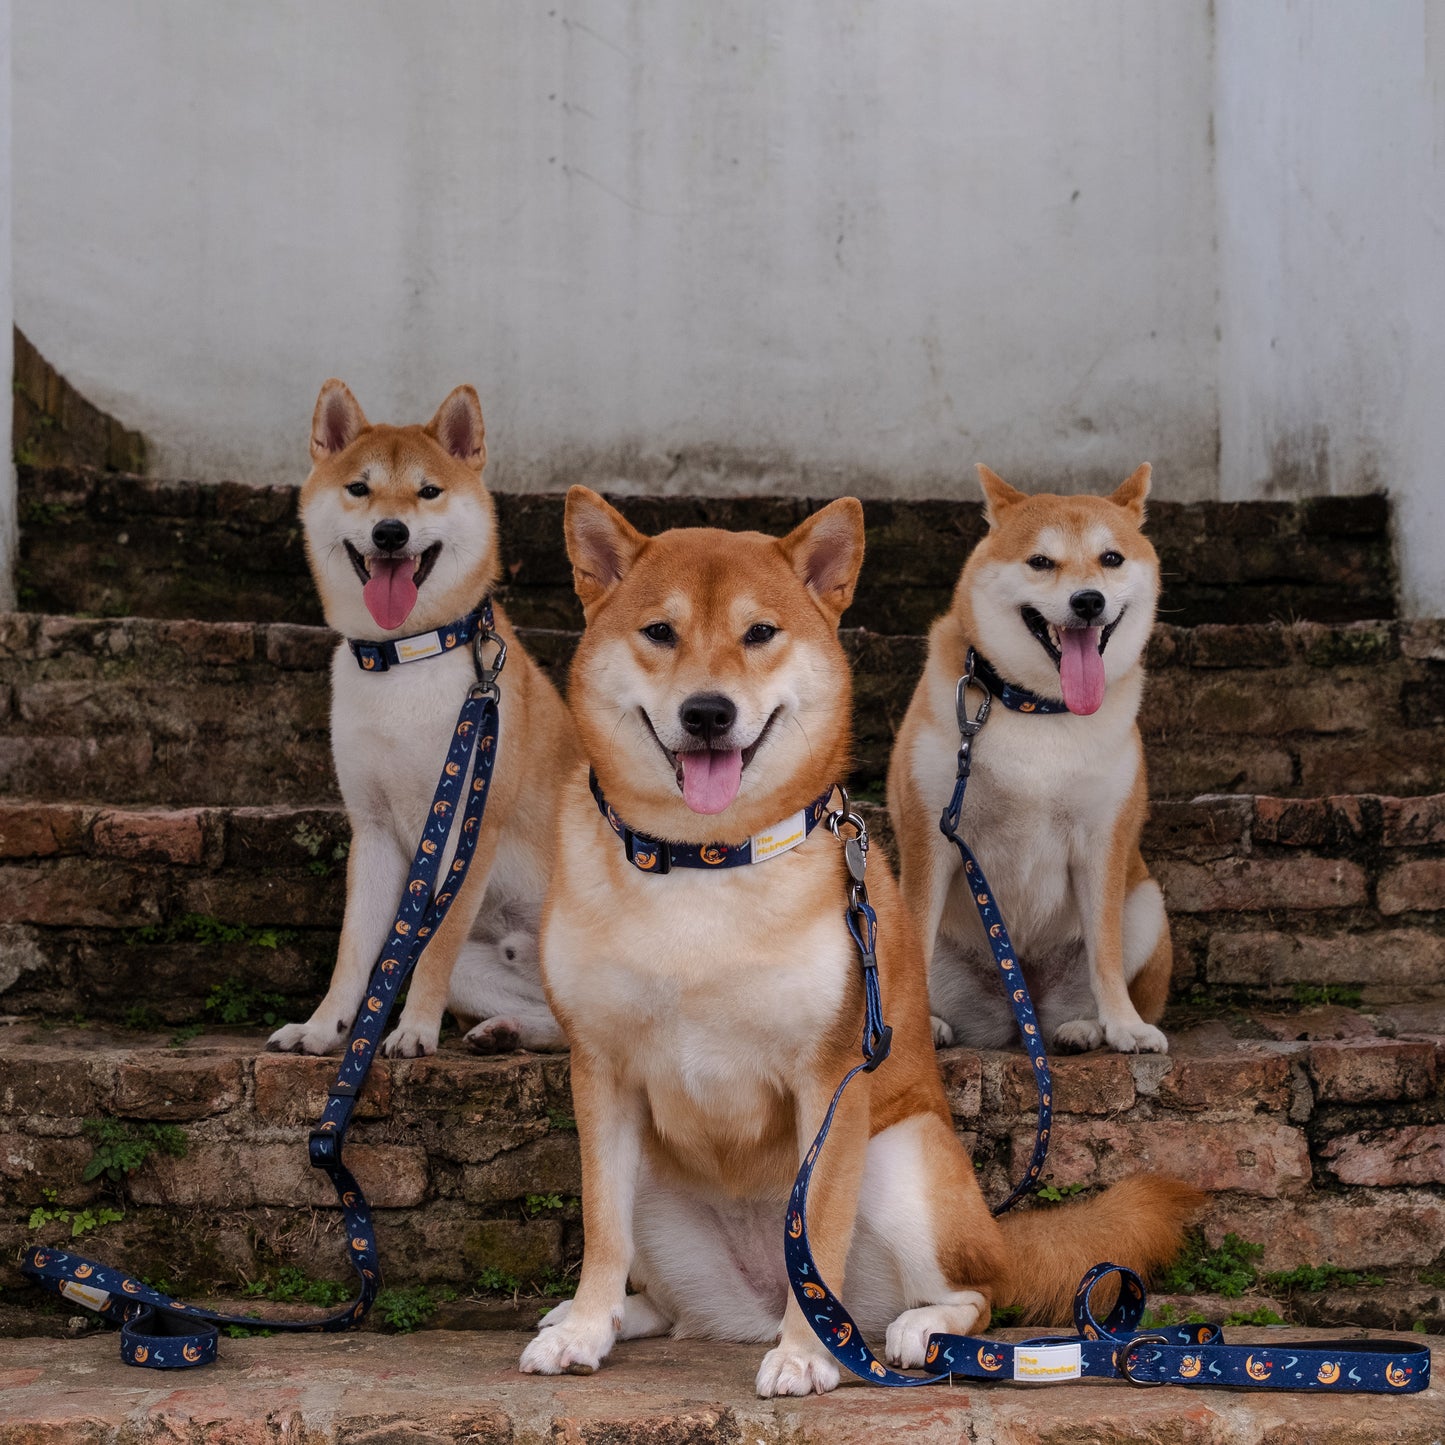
(782, 783), (1430, 1394)
(938, 648), (1057, 1212)
(22, 606), (508, 1368)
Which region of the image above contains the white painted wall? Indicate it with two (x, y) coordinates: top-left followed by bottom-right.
(1216, 1), (1445, 615)
(11, 0), (1218, 499)
(0, 0), (14, 609)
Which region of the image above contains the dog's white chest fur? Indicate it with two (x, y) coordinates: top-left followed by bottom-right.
(330, 646), (541, 932)
(912, 663), (1148, 1045)
(546, 822), (851, 1135)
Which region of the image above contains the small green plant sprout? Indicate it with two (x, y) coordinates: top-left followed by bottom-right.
(1413, 1320), (1430, 1334)
(475, 1266), (521, 1295)
(203, 977), (290, 1028)
(538, 1267), (580, 1299)
(545, 1108), (577, 1132)
(81, 1119), (188, 1183)
(1161, 1232), (1263, 1299)
(169, 1023), (204, 1048)
(27, 1188), (124, 1239)
(1222, 1306), (1286, 1327)
(1263, 1263), (1385, 1292)
(524, 1193), (565, 1215)
(241, 1267), (351, 1308)
(374, 1284), (456, 1333)
(1035, 1181), (1087, 1203)
(1291, 983), (1362, 1008)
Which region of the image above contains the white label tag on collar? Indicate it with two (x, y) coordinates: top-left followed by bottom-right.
(1012, 1342), (1082, 1382)
(750, 810), (808, 864)
(395, 633), (444, 664)
(61, 1280), (113, 1311)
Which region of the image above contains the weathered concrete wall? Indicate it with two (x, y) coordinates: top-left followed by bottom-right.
(1216, 1), (1445, 616)
(10, 1), (1219, 499)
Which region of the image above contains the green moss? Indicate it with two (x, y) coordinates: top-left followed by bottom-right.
(1161, 1232), (1263, 1299)
(1264, 1263), (1384, 1293)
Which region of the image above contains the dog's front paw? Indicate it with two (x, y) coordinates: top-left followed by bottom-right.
(930, 1015), (957, 1047)
(464, 1016), (522, 1054)
(267, 1018), (348, 1055)
(885, 1295), (986, 1368)
(519, 1312), (616, 1375)
(1103, 1018), (1168, 1054)
(1052, 1018), (1104, 1054)
(380, 1022), (439, 1058)
(756, 1344), (840, 1397)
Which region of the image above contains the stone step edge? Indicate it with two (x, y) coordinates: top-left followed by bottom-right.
(6, 791), (1445, 864)
(2, 1330), (1440, 1445)
(8, 608), (1445, 668)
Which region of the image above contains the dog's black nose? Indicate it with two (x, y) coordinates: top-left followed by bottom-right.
(680, 693), (737, 741)
(1069, 589), (1106, 622)
(371, 519), (409, 553)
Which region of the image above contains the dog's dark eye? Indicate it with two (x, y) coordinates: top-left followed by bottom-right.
(743, 623), (778, 646)
(346, 481), (369, 498)
(1100, 550), (1124, 568)
(641, 622), (677, 647)
(1026, 555), (1055, 571)
(418, 485), (443, 500)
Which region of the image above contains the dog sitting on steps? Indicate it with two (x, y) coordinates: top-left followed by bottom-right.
(888, 464), (1172, 1055)
(519, 487), (1201, 1396)
(268, 380), (575, 1058)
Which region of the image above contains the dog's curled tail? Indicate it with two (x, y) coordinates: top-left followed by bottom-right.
(994, 1174), (1205, 1325)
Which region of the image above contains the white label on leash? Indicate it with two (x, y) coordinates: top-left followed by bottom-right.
(396, 633), (444, 664)
(1012, 1342), (1082, 1382)
(60, 1280), (112, 1311)
(750, 810), (807, 863)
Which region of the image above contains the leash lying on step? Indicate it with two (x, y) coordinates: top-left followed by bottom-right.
(22, 603), (507, 1369)
(783, 652), (1429, 1394)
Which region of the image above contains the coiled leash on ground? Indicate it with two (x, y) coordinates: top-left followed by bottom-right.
(784, 653), (1430, 1394)
(22, 603), (507, 1369)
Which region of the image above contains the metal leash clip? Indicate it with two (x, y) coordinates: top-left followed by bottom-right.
(471, 627), (508, 700)
(826, 785), (871, 911)
(953, 650), (993, 780)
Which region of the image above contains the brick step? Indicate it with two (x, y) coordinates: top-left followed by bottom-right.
(5, 612), (1443, 807)
(2, 794), (1442, 1023)
(0, 1009), (1441, 1336)
(17, 463), (1397, 630)
(2, 1329), (1440, 1445)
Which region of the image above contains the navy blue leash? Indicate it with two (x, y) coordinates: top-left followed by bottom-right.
(784, 654), (1429, 1393)
(22, 607), (507, 1368)
(939, 650), (1053, 1214)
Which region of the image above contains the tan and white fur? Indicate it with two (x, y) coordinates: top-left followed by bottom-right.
(889, 464), (1171, 1056)
(268, 380), (575, 1058)
(519, 488), (1200, 1397)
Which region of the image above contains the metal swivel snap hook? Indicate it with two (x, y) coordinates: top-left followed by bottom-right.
(471, 628), (508, 700)
(826, 786), (871, 907)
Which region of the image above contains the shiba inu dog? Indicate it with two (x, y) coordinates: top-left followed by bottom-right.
(267, 380), (574, 1058)
(888, 464), (1170, 1055)
(519, 488), (1200, 1396)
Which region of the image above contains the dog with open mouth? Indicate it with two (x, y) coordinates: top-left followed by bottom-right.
(888, 463), (1171, 1055)
(267, 379), (575, 1058)
(519, 487), (1200, 1396)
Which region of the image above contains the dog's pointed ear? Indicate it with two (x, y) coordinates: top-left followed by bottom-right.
(1110, 463), (1152, 520)
(565, 486), (647, 614)
(425, 385), (487, 471)
(976, 465), (1027, 526)
(780, 497), (866, 622)
(311, 380), (369, 463)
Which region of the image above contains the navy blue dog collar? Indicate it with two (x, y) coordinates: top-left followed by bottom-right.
(348, 600), (494, 673)
(968, 649), (1071, 715)
(590, 771), (835, 874)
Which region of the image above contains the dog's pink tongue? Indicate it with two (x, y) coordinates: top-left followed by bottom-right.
(1059, 627), (1106, 714)
(362, 557), (418, 631)
(679, 748), (744, 815)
